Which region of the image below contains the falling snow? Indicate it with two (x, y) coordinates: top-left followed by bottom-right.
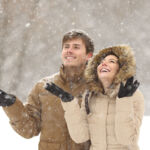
(25, 23), (31, 28)
(0, 0), (149, 115)
(0, 0), (150, 149)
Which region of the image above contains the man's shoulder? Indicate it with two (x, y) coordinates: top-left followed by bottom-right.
(31, 72), (60, 91)
(38, 72), (60, 84)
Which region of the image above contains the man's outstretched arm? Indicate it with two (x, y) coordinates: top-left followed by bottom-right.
(1, 84), (41, 139)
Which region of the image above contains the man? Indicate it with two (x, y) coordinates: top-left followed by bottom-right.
(0, 29), (94, 150)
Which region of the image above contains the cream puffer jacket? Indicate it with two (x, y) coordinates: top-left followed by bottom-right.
(61, 45), (145, 150)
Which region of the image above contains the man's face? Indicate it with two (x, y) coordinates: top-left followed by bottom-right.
(61, 38), (91, 67)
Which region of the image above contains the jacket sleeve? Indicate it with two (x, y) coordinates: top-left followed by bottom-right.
(61, 97), (90, 143)
(115, 89), (144, 145)
(3, 83), (41, 139)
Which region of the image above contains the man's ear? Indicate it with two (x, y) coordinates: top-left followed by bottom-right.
(86, 52), (93, 60)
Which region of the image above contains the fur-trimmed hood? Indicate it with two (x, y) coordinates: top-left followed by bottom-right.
(84, 45), (136, 95)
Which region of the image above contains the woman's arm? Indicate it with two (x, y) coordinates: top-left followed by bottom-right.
(115, 89), (144, 145)
(61, 97), (90, 143)
(45, 82), (90, 143)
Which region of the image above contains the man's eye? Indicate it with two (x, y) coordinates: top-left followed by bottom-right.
(64, 46), (69, 48)
(74, 46), (80, 49)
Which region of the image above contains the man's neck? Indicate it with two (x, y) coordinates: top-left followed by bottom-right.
(63, 65), (85, 82)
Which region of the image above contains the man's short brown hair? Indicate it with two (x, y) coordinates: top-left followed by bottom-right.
(62, 29), (94, 54)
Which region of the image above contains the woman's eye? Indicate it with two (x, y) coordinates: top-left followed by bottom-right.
(110, 60), (115, 63)
(109, 60), (116, 63)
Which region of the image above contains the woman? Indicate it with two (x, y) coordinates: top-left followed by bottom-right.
(45, 45), (144, 150)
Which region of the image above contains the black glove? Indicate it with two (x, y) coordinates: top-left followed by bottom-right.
(118, 76), (140, 98)
(0, 89), (16, 107)
(45, 82), (74, 102)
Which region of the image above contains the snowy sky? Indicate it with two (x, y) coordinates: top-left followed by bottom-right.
(0, 0), (150, 115)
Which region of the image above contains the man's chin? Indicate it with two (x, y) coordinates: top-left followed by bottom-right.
(64, 63), (84, 69)
(63, 61), (76, 66)
(64, 64), (77, 68)
(63, 61), (86, 69)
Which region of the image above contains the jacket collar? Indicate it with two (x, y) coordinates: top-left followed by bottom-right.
(59, 64), (85, 84)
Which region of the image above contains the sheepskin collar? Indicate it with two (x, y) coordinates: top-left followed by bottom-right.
(59, 64), (85, 83)
(84, 45), (136, 97)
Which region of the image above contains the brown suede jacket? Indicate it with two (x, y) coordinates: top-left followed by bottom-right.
(3, 66), (89, 150)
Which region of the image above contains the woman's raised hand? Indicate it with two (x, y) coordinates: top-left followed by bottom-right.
(118, 76), (140, 98)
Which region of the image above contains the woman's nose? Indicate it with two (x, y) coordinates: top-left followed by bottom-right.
(102, 61), (107, 66)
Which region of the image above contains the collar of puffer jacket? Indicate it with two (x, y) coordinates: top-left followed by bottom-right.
(84, 45), (136, 97)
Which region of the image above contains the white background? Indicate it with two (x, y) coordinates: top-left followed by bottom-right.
(0, 108), (149, 150)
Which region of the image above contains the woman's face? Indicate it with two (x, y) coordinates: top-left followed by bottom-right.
(97, 55), (119, 83)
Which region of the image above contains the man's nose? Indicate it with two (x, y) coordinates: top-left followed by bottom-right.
(67, 47), (73, 53)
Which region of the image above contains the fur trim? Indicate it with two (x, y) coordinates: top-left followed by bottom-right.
(84, 45), (136, 95)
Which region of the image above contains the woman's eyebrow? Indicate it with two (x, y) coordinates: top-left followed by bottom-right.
(109, 58), (118, 61)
